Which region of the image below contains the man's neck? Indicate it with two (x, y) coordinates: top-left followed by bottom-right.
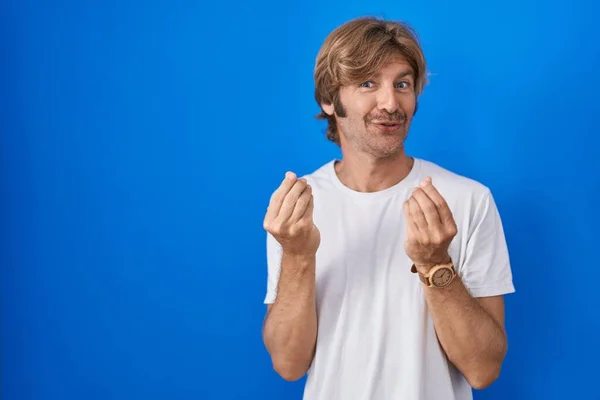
(334, 150), (414, 193)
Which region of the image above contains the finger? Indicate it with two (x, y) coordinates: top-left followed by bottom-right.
(419, 177), (454, 225)
(411, 187), (443, 229)
(403, 199), (419, 237)
(290, 184), (312, 222)
(301, 191), (314, 222)
(408, 195), (428, 232)
(265, 172), (298, 222)
(277, 178), (308, 221)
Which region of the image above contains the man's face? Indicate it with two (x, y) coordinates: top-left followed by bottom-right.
(323, 56), (417, 158)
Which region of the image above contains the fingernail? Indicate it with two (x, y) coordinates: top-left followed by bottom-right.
(286, 171), (296, 180)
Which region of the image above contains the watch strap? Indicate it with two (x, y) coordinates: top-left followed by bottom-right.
(411, 262), (456, 287)
(410, 264), (431, 286)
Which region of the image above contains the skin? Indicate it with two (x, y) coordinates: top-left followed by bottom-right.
(262, 173), (319, 381)
(262, 54), (508, 389)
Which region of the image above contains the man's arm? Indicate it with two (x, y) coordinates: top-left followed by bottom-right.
(263, 253), (318, 381)
(422, 276), (507, 389)
(404, 176), (511, 390)
(261, 172), (321, 381)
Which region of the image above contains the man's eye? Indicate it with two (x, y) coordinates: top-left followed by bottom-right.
(359, 81), (374, 88)
(396, 82), (410, 89)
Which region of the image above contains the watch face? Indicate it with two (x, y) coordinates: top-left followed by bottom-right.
(432, 268), (453, 287)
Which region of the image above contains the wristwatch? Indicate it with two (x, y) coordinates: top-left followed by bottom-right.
(411, 262), (457, 288)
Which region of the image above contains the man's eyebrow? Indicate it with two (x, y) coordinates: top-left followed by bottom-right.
(396, 70), (414, 79)
(370, 70), (415, 79)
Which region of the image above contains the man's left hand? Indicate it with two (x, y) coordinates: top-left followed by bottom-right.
(403, 176), (457, 273)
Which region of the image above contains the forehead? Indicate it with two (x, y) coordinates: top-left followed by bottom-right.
(373, 56), (414, 77)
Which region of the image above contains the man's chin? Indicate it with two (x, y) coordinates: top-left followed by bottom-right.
(366, 136), (407, 158)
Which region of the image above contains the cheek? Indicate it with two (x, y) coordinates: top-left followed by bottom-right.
(352, 97), (377, 119)
(401, 95), (417, 114)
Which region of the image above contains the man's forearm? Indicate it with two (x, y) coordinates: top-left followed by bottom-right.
(423, 277), (507, 389)
(263, 253), (318, 381)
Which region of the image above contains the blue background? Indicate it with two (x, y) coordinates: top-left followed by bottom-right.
(2, 0), (599, 399)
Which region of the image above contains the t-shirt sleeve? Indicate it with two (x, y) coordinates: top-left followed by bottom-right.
(458, 189), (516, 298)
(263, 232), (283, 304)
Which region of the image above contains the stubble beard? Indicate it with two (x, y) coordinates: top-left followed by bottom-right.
(340, 116), (411, 160)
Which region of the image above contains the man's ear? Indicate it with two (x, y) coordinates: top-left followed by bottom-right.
(414, 100), (418, 116)
(322, 103), (334, 116)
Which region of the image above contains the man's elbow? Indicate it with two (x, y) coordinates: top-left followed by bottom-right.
(468, 337), (508, 390)
(272, 358), (309, 381)
(466, 361), (502, 390)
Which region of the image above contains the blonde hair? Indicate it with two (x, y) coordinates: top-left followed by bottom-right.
(314, 17), (428, 144)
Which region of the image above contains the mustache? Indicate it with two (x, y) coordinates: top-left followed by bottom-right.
(367, 111), (407, 123)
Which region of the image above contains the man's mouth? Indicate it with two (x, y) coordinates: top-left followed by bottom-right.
(373, 121), (402, 131)
(372, 119), (403, 125)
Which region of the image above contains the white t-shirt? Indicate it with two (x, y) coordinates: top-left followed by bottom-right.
(263, 158), (515, 400)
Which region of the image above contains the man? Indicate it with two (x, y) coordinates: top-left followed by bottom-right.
(261, 16), (515, 400)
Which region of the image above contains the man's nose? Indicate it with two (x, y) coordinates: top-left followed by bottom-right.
(377, 86), (400, 114)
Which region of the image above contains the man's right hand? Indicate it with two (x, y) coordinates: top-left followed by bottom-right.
(263, 171), (320, 257)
